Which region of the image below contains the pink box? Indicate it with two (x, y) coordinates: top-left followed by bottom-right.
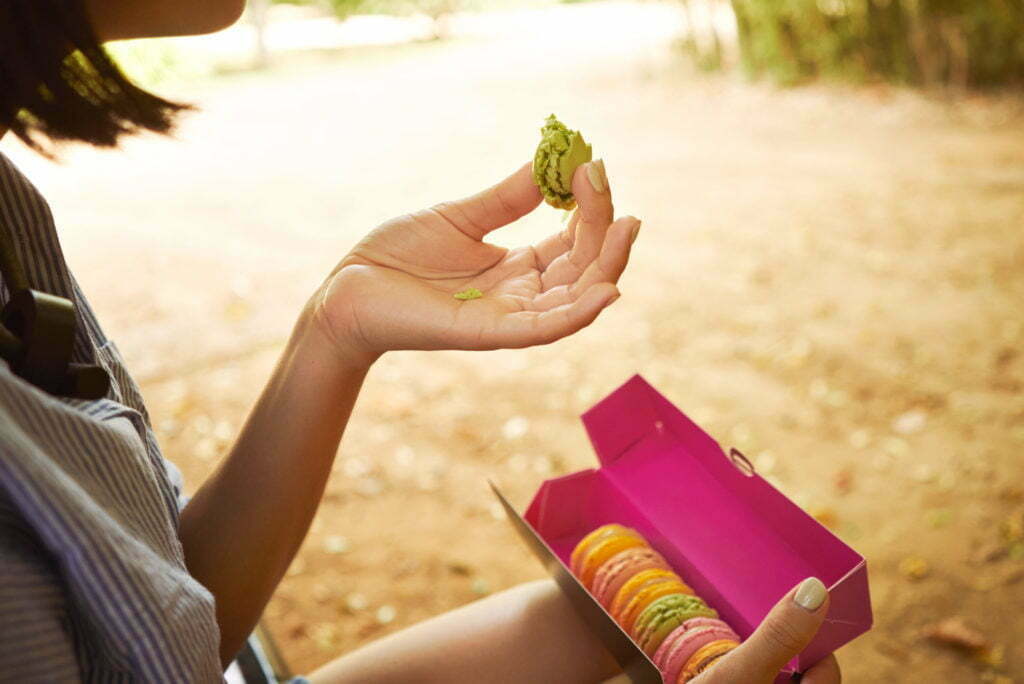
(492, 375), (872, 682)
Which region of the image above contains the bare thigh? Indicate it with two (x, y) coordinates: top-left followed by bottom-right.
(309, 579), (621, 684)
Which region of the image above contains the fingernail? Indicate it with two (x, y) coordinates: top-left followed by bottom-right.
(629, 219), (641, 244)
(596, 158), (608, 190)
(587, 160), (607, 194)
(793, 577), (827, 612)
(606, 292), (621, 306)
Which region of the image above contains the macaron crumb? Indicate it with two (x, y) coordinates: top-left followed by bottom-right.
(454, 287), (483, 300)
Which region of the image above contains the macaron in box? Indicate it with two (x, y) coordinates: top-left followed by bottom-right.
(572, 523), (734, 681)
(491, 375), (872, 683)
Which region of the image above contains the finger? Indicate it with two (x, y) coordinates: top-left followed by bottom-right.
(540, 160), (613, 290)
(531, 216), (639, 311)
(707, 578), (830, 684)
(494, 282), (619, 348)
(564, 159), (613, 269)
(801, 653), (841, 684)
(574, 158), (613, 230)
(532, 209), (580, 270)
(568, 215), (639, 297)
(432, 162), (542, 240)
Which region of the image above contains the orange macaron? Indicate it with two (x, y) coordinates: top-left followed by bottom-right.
(678, 639), (739, 682)
(610, 568), (691, 625)
(570, 524), (644, 578)
(690, 651), (728, 679)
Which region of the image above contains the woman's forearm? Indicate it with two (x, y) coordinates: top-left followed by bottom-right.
(178, 306), (372, 667)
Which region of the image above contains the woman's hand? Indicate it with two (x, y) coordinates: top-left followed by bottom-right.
(693, 578), (841, 684)
(309, 160), (639, 364)
(602, 579), (840, 684)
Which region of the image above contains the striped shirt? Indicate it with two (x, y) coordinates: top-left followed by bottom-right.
(0, 151), (223, 681)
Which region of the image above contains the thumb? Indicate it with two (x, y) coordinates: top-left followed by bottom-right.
(704, 577), (830, 683)
(437, 162), (542, 240)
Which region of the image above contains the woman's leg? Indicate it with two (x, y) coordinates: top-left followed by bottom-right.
(309, 579), (622, 684)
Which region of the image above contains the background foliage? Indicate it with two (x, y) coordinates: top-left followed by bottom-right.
(728, 0), (1024, 88)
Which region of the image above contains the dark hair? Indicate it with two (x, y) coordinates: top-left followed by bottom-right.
(0, 0), (189, 155)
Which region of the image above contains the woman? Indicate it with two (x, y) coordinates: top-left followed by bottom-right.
(0, 1), (841, 682)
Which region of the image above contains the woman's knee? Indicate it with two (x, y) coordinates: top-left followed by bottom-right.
(510, 579), (622, 681)
(507, 579), (572, 625)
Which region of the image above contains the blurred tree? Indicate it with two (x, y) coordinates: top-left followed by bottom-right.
(727, 0), (1024, 88)
(250, 0), (271, 68)
(679, 0), (725, 72)
(318, 0), (365, 19)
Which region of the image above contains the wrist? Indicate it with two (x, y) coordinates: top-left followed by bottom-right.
(293, 291), (380, 377)
(275, 320), (374, 414)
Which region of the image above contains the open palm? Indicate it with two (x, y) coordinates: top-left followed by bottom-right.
(313, 161), (639, 359)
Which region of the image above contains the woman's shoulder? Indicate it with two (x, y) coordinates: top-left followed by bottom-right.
(0, 147), (182, 500)
(0, 150), (75, 300)
(0, 149), (57, 225)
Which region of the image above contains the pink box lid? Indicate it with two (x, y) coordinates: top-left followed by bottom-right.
(504, 374), (872, 678)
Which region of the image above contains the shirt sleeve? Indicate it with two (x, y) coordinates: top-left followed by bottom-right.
(162, 453), (189, 509)
(0, 510), (81, 682)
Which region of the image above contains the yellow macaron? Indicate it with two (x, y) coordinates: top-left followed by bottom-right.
(570, 524), (644, 577)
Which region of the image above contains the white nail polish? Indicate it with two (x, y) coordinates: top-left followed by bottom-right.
(586, 160), (606, 194)
(596, 158), (608, 190)
(794, 577), (827, 612)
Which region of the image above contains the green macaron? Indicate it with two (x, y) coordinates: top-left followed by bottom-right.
(634, 594), (718, 656)
(532, 114), (593, 211)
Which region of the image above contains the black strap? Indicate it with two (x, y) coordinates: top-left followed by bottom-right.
(0, 228), (109, 399)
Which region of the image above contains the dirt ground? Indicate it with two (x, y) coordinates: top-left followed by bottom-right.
(4, 2), (1023, 681)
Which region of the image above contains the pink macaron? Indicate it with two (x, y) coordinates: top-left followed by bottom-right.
(672, 617), (738, 639)
(652, 620), (741, 683)
(592, 546), (670, 608)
